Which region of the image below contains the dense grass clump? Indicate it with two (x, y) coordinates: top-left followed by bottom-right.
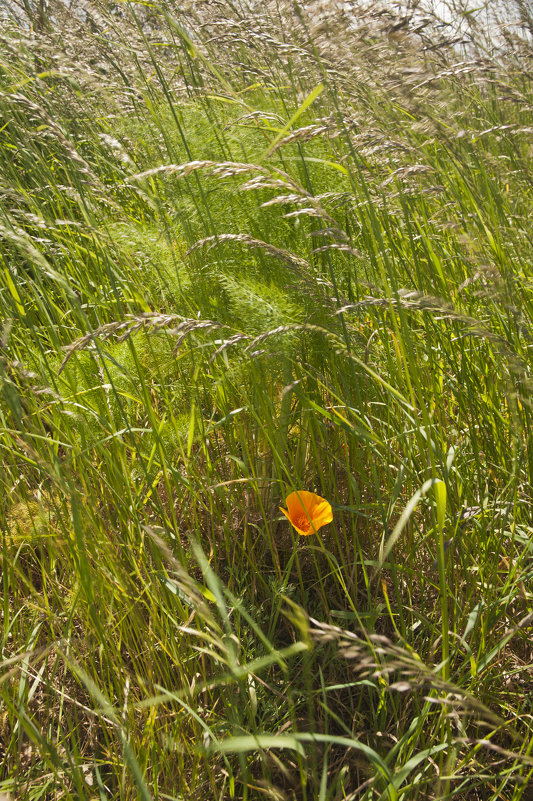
(0, 1), (532, 798)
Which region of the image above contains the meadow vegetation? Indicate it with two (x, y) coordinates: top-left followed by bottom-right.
(0, 1), (532, 798)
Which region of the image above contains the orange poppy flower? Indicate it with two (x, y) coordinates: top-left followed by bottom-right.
(280, 491), (333, 536)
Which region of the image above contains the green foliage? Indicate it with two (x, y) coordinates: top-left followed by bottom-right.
(1, 3), (533, 800)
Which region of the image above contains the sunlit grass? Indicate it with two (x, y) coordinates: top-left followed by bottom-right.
(0, 2), (532, 799)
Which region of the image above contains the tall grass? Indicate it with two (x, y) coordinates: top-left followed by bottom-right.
(1, 1), (532, 798)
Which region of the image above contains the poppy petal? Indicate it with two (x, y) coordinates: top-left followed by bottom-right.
(311, 501), (333, 529)
(285, 490), (315, 517)
(280, 507), (314, 536)
(282, 491), (333, 536)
